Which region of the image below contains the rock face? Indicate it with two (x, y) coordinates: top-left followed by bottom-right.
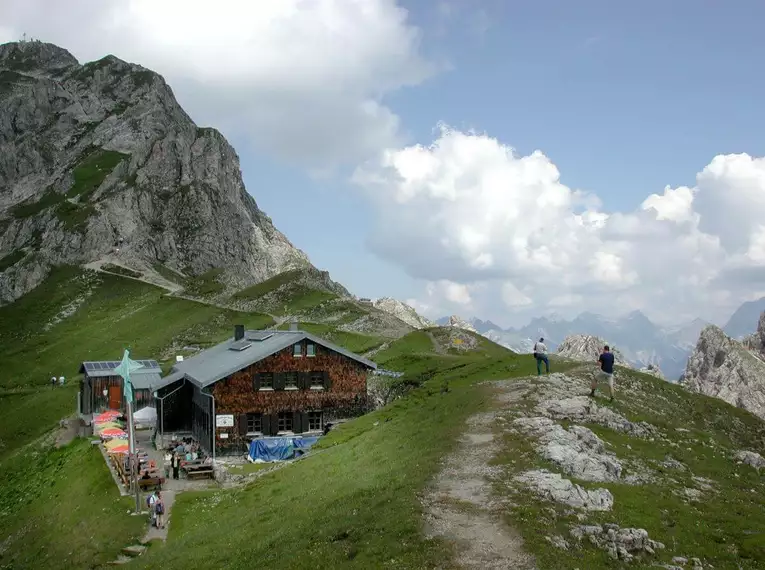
(742, 311), (765, 359)
(445, 315), (478, 333)
(0, 40), (310, 304)
(682, 321), (765, 420)
(555, 334), (626, 364)
(371, 297), (432, 329)
(639, 363), (665, 379)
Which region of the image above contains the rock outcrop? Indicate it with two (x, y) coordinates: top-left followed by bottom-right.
(682, 320), (765, 420)
(0, 40), (310, 303)
(639, 363), (665, 379)
(444, 315), (478, 333)
(742, 311), (765, 359)
(555, 334), (626, 364)
(371, 297), (433, 329)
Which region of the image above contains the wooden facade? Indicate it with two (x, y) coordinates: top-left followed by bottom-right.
(79, 370), (158, 416)
(210, 338), (369, 450)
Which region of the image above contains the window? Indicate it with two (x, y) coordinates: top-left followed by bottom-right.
(306, 343), (315, 357)
(285, 372), (298, 389)
(293, 343), (302, 357)
(277, 411), (293, 432)
(260, 372), (274, 389)
(246, 413), (262, 433)
(307, 411), (322, 431)
(310, 371), (324, 388)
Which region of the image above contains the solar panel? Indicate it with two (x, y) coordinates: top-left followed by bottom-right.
(246, 331), (275, 342)
(85, 362), (95, 371)
(106, 361), (118, 369)
(149, 360), (159, 368)
(229, 339), (252, 351)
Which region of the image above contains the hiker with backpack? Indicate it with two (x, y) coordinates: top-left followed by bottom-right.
(147, 491), (157, 527)
(533, 337), (550, 375)
(155, 491), (166, 529)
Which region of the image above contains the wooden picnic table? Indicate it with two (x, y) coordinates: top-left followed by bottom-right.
(182, 461), (214, 480)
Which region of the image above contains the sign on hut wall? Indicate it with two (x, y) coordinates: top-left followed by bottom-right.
(216, 414), (234, 427)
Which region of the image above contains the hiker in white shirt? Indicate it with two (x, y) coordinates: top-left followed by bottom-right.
(147, 492), (158, 527)
(533, 337), (550, 375)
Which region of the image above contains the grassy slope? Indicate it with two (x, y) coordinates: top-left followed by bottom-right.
(133, 331), (540, 570)
(0, 266), (274, 459)
(4, 266), (764, 568)
(229, 269), (369, 325)
(0, 439), (145, 570)
(493, 365), (765, 569)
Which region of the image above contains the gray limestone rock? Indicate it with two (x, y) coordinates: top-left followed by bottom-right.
(555, 334), (627, 364)
(734, 450), (765, 470)
(682, 321), (765, 420)
(0, 40), (312, 303)
(570, 523), (665, 562)
(536, 395), (656, 438)
(513, 417), (623, 482)
(514, 469), (614, 511)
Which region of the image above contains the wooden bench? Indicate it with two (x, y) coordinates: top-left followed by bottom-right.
(137, 476), (164, 491)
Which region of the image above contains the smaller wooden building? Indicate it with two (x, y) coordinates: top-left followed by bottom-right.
(78, 359), (163, 417)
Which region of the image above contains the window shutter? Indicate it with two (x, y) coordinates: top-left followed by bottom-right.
(274, 372), (286, 391)
(298, 371), (310, 390)
(253, 373), (261, 391)
(323, 371), (332, 390)
(261, 414), (271, 436)
(238, 414), (248, 436)
(302, 412), (310, 432)
(293, 411), (302, 434)
(270, 413), (279, 436)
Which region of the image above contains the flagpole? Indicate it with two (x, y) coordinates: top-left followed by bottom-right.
(116, 347), (142, 515)
(127, 398), (140, 514)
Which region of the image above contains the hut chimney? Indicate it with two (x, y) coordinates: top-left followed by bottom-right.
(289, 319), (299, 332)
(234, 324), (245, 341)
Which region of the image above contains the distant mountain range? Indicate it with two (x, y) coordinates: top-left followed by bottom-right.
(436, 298), (765, 382)
(723, 297), (765, 339)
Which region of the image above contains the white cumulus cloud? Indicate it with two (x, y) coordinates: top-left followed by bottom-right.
(0, 0), (438, 167)
(353, 124), (765, 325)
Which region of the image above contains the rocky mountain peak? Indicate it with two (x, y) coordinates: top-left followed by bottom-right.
(446, 315), (478, 333)
(682, 322), (765, 420)
(371, 297), (432, 329)
(0, 40), (79, 74)
(742, 312), (765, 358)
(555, 334), (626, 364)
(0, 41), (311, 303)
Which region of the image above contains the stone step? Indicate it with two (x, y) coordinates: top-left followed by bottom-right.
(121, 544), (147, 557)
(108, 555), (133, 565)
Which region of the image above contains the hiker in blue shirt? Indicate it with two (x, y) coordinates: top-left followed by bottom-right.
(533, 337), (550, 375)
(590, 345), (616, 401)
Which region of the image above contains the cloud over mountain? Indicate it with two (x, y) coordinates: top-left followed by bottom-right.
(0, 0), (437, 167)
(353, 124), (765, 325)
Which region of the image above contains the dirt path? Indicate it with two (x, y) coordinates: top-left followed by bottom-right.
(423, 381), (536, 569)
(425, 330), (446, 354)
(84, 257), (183, 293)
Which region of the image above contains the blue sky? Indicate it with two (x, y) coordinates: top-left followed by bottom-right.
(5, 0), (765, 327)
(228, 0), (765, 321)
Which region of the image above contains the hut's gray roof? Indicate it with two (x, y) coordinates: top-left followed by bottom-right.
(164, 329), (377, 388)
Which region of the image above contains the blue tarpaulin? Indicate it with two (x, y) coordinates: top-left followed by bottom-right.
(248, 436), (320, 462)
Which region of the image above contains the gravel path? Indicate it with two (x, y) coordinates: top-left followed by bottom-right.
(422, 381), (536, 569)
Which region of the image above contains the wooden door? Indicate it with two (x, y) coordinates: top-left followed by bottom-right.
(108, 385), (121, 410)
